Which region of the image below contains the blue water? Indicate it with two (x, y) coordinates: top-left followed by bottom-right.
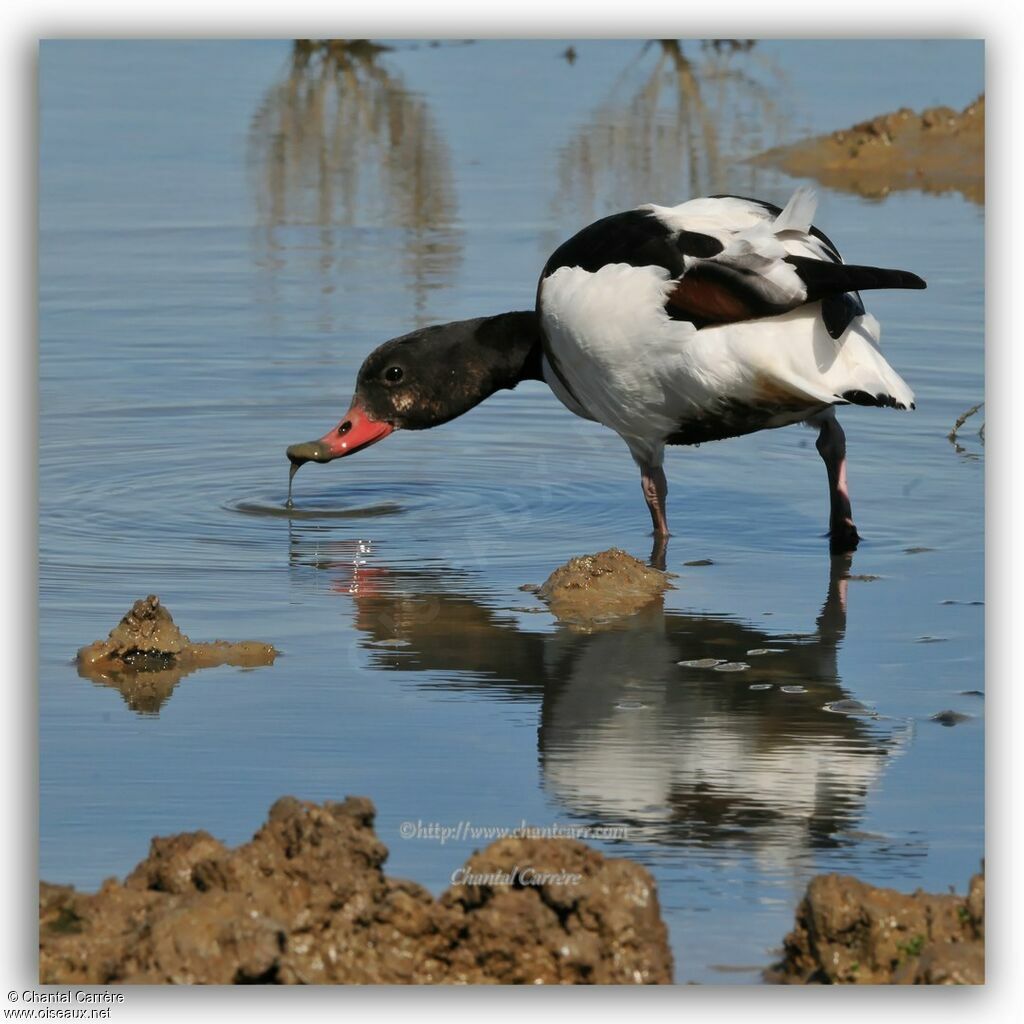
(39, 39), (984, 984)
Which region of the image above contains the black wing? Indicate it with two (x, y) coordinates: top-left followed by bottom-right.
(541, 201), (925, 339)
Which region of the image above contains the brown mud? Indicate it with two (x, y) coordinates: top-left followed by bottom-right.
(767, 868), (984, 984)
(39, 796), (673, 985)
(751, 96), (984, 204)
(76, 596), (277, 713)
(534, 548), (673, 628)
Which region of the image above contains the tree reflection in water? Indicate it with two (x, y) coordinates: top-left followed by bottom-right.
(248, 40), (461, 327)
(547, 39), (791, 251)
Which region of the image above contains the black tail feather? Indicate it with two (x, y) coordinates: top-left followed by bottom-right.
(787, 255), (927, 300)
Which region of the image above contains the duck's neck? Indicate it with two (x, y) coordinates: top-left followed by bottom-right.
(464, 309), (544, 388)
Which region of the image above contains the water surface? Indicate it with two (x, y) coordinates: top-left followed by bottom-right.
(39, 39), (984, 984)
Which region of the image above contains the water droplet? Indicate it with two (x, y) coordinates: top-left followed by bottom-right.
(713, 662), (750, 673)
(615, 700), (647, 711)
(780, 685), (807, 694)
(677, 658), (724, 669)
(287, 461), (298, 508)
(749, 683), (773, 691)
(746, 648), (784, 656)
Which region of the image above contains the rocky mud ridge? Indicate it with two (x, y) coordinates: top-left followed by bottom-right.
(752, 96), (984, 203)
(40, 796), (673, 985)
(767, 868), (984, 984)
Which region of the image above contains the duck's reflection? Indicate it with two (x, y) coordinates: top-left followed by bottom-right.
(248, 40), (461, 327)
(289, 532), (914, 868)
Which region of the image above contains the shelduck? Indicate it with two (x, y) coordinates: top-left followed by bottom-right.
(287, 188), (925, 553)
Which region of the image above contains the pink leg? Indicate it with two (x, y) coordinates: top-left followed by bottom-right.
(815, 414), (859, 552)
(640, 464), (670, 538)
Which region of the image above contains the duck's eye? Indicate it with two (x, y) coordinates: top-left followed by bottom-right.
(384, 366), (404, 383)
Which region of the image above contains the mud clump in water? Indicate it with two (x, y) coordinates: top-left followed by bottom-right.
(930, 709), (971, 727)
(39, 796), (673, 985)
(76, 596), (277, 712)
(752, 95), (984, 203)
(535, 549), (672, 628)
(767, 868), (984, 984)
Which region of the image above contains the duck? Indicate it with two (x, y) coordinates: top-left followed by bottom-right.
(287, 187), (925, 553)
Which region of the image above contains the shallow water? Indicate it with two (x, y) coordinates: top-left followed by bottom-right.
(39, 39), (984, 983)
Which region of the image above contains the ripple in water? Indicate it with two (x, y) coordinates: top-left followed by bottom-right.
(227, 496), (403, 521)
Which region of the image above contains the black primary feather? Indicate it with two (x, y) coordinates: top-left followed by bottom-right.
(785, 255), (926, 299)
(821, 293), (866, 339)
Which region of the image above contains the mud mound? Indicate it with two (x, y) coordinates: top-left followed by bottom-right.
(40, 796), (673, 985)
(752, 95), (984, 203)
(76, 596), (277, 712)
(536, 549), (672, 628)
(767, 868), (984, 984)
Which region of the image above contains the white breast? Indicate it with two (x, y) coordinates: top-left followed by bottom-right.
(541, 263), (697, 462)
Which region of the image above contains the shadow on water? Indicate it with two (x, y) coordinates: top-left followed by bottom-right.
(547, 40), (791, 239)
(282, 534), (918, 869)
(248, 40), (462, 325)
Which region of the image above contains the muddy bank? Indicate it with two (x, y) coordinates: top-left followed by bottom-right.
(752, 96), (984, 203)
(767, 868), (984, 984)
(532, 548), (672, 628)
(40, 796), (672, 985)
(76, 596), (277, 713)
